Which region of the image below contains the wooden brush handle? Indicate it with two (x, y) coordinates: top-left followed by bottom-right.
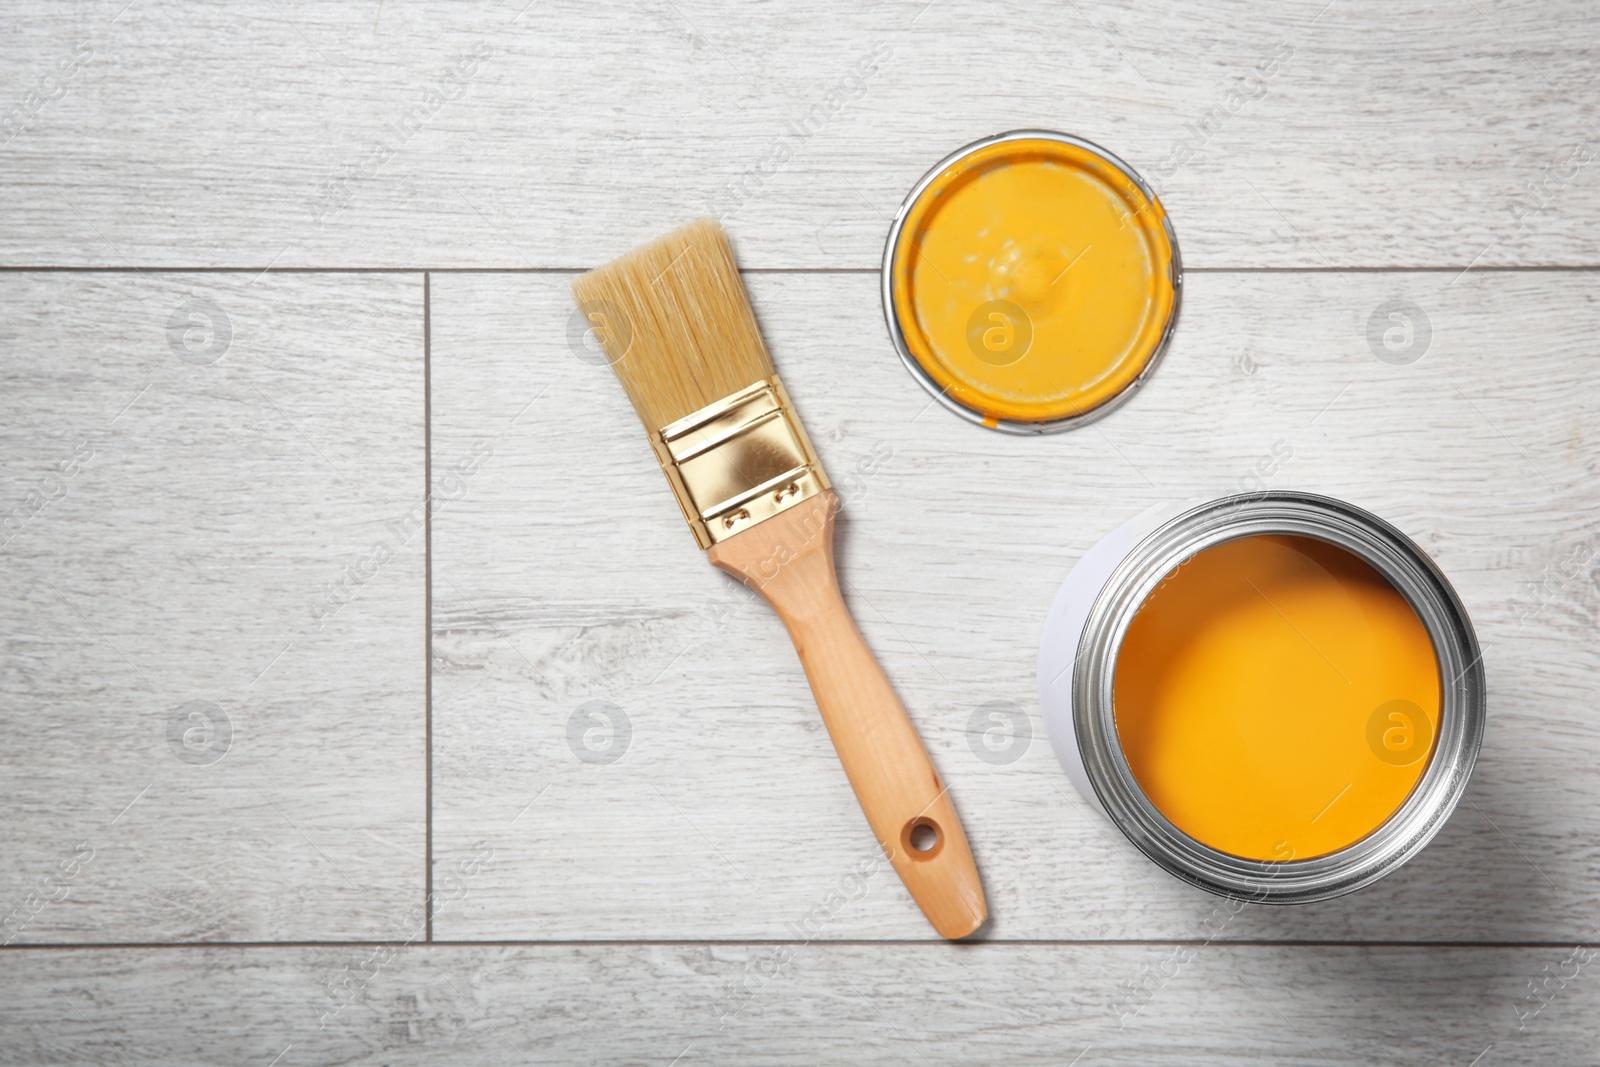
(708, 490), (987, 940)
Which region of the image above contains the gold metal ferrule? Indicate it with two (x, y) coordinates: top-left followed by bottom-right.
(650, 377), (830, 549)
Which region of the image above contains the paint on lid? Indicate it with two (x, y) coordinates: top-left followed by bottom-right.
(883, 131), (1180, 433)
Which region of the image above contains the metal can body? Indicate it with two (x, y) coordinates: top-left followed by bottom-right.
(1037, 492), (1486, 903)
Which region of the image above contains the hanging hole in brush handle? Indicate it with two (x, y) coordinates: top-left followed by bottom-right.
(905, 818), (943, 860)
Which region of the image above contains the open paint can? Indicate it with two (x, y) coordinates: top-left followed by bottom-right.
(882, 130), (1180, 433)
(1038, 492), (1486, 902)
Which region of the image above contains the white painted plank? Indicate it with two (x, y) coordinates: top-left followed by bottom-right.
(0, 272), (426, 942)
(3, 1), (1597, 268)
(430, 268), (1600, 942)
(1, 942), (1596, 1064)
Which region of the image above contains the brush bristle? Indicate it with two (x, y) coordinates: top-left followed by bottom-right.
(573, 219), (776, 431)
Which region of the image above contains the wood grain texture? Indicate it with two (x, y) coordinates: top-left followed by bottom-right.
(0, 273), (426, 941)
(709, 490), (987, 940)
(429, 268), (1600, 942)
(4, 0), (1600, 1059)
(2, 1), (1597, 269)
(2, 942), (1597, 1064)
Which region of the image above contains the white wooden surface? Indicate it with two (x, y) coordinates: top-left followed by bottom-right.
(0, 273), (427, 943)
(3, 1), (1598, 269)
(4, 0), (1600, 1064)
(4, 944), (1600, 1065)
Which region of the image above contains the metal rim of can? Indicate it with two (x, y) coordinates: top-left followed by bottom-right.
(879, 129), (1184, 435)
(1066, 491), (1486, 904)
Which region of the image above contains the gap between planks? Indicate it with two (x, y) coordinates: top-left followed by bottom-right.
(423, 270), (433, 942)
(0, 939), (1589, 951)
(0, 265), (1599, 275)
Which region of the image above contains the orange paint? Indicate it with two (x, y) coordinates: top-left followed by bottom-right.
(1113, 534), (1441, 861)
(890, 137), (1176, 425)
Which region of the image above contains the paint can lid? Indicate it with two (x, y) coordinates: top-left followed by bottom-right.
(883, 131), (1180, 433)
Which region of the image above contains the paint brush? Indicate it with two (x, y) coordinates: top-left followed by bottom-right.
(573, 219), (986, 939)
